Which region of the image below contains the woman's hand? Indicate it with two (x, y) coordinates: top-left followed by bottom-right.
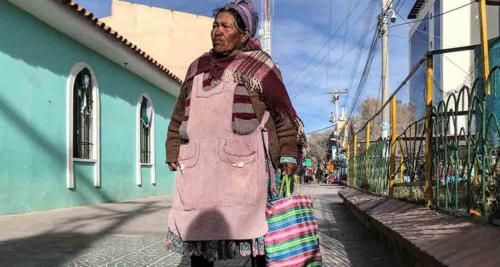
(167, 162), (179, 171)
(281, 162), (297, 176)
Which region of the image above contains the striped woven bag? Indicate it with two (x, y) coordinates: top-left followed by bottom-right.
(264, 175), (322, 267)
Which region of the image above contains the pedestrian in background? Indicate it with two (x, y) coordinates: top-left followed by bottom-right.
(163, 0), (304, 266)
(316, 168), (323, 184)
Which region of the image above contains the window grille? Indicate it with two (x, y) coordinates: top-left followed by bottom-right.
(140, 97), (151, 163)
(73, 68), (93, 159)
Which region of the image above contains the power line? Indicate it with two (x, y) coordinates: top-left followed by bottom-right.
(290, 47), (357, 99)
(344, 0), (378, 107)
(285, 0), (364, 91)
(304, 0), (400, 137)
(389, 1), (476, 28)
(306, 125), (335, 135)
(343, 0), (403, 137)
(334, 0), (353, 91)
(343, 0), (400, 111)
(393, 7), (463, 47)
(392, 10), (473, 78)
(326, 0), (333, 91)
(290, 2), (377, 99)
(346, 27), (380, 121)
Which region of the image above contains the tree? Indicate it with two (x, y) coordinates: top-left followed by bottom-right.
(351, 97), (417, 141)
(306, 131), (331, 171)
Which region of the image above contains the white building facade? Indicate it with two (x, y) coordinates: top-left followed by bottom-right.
(408, 0), (500, 118)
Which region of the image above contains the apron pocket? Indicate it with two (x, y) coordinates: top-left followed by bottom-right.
(175, 142), (203, 210)
(216, 139), (259, 206)
(178, 142), (199, 170)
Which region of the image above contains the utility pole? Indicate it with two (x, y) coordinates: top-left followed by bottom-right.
(261, 0), (272, 55)
(380, 0), (395, 139)
(327, 89), (349, 123)
(327, 89), (349, 149)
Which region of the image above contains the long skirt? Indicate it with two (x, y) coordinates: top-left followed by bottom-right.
(164, 160), (279, 262)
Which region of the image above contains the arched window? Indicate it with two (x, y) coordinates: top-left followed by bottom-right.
(67, 63), (100, 189)
(139, 96), (152, 163)
(73, 68), (94, 159)
(136, 93), (156, 186)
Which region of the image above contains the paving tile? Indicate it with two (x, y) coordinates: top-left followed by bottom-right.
(1, 185), (404, 267)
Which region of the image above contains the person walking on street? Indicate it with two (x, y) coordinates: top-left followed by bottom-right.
(163, 1), (304, 266)
(316, 168), (323, 184)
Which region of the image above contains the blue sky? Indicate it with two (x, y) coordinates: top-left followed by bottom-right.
(76, 0), (416, 133)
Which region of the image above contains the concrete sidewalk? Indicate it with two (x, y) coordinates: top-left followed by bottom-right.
(0, 195), (190, 266)
(0, 185), (404, 266)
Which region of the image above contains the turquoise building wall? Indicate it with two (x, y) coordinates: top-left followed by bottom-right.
(0, 1), (178, 215)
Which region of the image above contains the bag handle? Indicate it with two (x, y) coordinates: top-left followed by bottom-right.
(293, 174), (300, 194)
(279, 175), (292, 197)
(278, 174), (300, 197)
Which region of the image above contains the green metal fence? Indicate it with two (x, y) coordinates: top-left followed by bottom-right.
(432, 67), (499, 217)
(347, 49), (499, 222)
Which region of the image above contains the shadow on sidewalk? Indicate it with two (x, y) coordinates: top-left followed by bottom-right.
(0, 200), (168, 266)
(313, 197), (405, 267)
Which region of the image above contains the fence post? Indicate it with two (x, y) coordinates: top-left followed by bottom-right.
(479, 0), (491, 95)
(478, 0), (491, 209)
(353, 134), (358, 186)
(399, 156), (404, 184)
(346, 142), (350, 186)
(389, 97), (397, 198)
(365, 122), (371, 182)
(424, 53), (434, 208)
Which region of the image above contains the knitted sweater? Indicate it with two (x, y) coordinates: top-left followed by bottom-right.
(165, 75), (299, 168)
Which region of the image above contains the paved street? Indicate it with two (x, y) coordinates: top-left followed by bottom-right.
(0, 184), (404, 266)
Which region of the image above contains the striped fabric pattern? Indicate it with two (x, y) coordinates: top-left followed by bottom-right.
(233, 84), (259, 134)
(265, 195), (322, 267)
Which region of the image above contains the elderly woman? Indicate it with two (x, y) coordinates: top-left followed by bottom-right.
(164, 1), (304, 266)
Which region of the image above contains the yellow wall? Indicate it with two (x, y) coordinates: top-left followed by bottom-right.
(102, 0), (213, 79)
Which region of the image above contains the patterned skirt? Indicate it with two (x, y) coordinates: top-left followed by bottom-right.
(164, 230), (265, 262)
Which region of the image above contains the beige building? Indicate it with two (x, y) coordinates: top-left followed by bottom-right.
(102, 0), (213, 79)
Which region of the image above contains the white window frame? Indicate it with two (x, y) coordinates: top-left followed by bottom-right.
(136, 93), (156, 186)
(67, 62), (100, 189)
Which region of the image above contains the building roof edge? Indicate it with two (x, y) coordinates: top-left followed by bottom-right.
(8, 0), (182, 96)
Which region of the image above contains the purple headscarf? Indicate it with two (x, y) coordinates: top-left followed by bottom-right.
(224, 0), (259, 38)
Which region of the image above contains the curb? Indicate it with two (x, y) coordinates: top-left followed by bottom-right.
(338, 188), (500, 267)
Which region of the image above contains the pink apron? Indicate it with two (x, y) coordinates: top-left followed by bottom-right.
(168, 73), (270, 241)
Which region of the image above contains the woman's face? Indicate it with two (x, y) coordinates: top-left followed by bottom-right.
(211, 11), (247, 55)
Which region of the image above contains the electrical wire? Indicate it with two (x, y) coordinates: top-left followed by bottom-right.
(285, 0), (364, 91)
(346, 27), (381, 121)
(306, 125), (335, 135)
(392, 10), (474, 81)
(290, 2), (377, 99)
(326, 0), (333, 92)
(334, 0), (353, 91)
(389, 1), (477, 28)
(343, 0), (378, 107)
(343, 0), (400, 111)
(291, 47), (358, 99)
